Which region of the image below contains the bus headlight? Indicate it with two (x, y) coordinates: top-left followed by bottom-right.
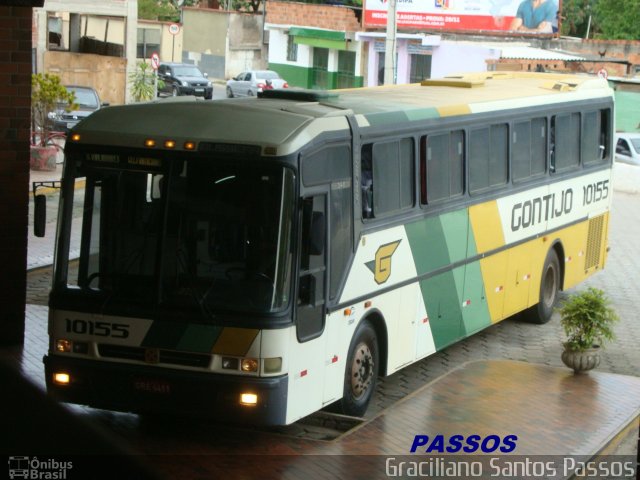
(221, 357), (239, 370)
(241, 358), (258, 373)
(56, 339), (72, 353)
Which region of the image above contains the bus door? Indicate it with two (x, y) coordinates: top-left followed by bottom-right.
(296, 194), (327, 341)
(286, 193), (328, 422)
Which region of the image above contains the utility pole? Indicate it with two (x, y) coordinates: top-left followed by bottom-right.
(384, 0), (397, 85)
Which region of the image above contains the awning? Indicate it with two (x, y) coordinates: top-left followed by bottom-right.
(499, 46), (586, 62)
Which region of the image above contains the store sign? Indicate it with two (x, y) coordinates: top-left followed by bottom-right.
(363, 0), (559, 35)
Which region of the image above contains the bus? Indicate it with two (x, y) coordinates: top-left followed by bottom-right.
(41, 72), (614, 425)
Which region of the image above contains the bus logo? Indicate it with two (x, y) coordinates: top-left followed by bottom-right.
(8, 457), (29, 479)
(366, 240), (401, 284)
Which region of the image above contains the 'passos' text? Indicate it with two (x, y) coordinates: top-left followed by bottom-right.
(410, 434), (518, 453)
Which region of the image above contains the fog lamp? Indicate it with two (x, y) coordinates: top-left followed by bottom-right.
(240, 393), (258, 406)
(53, 372), (71, 385)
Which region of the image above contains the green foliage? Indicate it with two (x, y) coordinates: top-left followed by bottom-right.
(129, 62), (165, 102)
(594, 0), (640, 40)
(560, 0), (597, 37)
(559, 288), (618, 352)
(31, 73), (76, 146)
(139, 0), (198, 21)
(230, 0), (262, 13)
(139, 0), (179, 21)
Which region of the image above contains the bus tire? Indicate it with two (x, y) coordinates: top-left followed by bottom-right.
(524, 249), (560, 324)
(339, 321), (378, 417)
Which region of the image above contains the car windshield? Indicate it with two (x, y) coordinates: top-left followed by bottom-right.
(257, 71), (280, 80)
(67, 87), (99, 108)
(61, 154), (295, 318)
(173, 66), (204, 77)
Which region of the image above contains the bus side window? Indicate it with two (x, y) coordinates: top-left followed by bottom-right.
(582, 108), (611, 164)
(361, 144), (373, 219)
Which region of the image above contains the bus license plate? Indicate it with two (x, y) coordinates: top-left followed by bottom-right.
(133, 378), (171, 394)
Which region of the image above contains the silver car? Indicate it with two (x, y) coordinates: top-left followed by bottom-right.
(615, 132), (640, 166)
(226, 70), (289, 98)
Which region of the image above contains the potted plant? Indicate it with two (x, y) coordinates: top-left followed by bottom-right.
(559, 287), (618, 373)
(129, 61), (164, 102)
(31, 73), (75, 171)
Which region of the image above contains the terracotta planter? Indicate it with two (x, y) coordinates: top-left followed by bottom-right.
(30, 145), (58, 171)
(561, 345), (601, 373)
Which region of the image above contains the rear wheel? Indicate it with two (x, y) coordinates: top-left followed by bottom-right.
(524, 249), (560, 324)
(339, 321), (378, 417)
(247, 89), (254, 97)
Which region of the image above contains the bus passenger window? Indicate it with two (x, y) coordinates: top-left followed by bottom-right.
(583, 109), (611, 165)
(552, 113), (580, 172)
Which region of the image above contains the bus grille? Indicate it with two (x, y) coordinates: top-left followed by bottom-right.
(98, 344), (211, 368)
(585, 215), (604, 270)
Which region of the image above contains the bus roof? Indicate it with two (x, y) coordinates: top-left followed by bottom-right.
(72, 72), (613, 156)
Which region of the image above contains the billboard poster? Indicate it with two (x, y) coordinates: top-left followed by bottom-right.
(363, 0), (559, 35)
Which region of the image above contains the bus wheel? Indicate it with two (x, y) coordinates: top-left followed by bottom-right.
(340, 321), (378, 417)
(524, 249), (560, 324)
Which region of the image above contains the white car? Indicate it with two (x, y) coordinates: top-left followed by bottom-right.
(615, 132), (640, 166)
(226, 70), (289, 98)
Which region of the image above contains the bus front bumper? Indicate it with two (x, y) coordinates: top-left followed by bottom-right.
(44, 355), (288, 425)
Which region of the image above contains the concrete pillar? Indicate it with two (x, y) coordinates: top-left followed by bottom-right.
(0, 2), (44, 346)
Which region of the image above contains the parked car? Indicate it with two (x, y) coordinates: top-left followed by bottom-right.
(48, 85), (108, 133)
(157, 62), (213, 99)
(226, 70), (288, 98)
(614, 132), (640, 166)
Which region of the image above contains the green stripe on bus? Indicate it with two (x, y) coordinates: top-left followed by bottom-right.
(406, 108), (440, 121)
(405, 216), (451, 274)
(364, 111), (410, 126)
(420, 266), (465, 350)
(440, 209), (471, 264)
(176, 324), (224, 353)
(460, 261), (492, 336)
(141, 321), (189, 350)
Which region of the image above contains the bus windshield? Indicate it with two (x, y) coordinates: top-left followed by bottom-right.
(65, 156), (295, 317)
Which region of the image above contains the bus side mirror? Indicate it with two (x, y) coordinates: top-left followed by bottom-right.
(308, 212), (325, 256)
(34, 194), (46, 237)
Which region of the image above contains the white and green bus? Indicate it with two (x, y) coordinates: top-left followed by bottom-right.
(43, 72), (613, 425)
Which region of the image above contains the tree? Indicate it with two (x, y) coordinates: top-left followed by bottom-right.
(230, 0), (262, 13)
(139, 0), (200, 21)
(594, 0), (640, 40)
(560, 0), (597, 37)
(139, 0), (179, 21)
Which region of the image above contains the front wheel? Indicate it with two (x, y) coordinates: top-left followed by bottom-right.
(339, 321), (378, 417)
(226, 86), (234, 98)
(524, 249), (560, 324)
(172, 86), (179, 97)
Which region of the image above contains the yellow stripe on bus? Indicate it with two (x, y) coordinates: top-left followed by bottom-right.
(436, 104), (472, 117)
(469, 201), (505, 253)
(211, 328), (259, 356)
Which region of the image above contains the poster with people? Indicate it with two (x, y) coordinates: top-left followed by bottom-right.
(364, 0), (559, 35)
